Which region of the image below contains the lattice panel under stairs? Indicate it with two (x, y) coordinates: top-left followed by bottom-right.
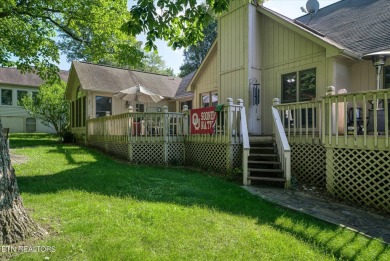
(327, 148), (390, 213)
(167, 143), (185, 165)
(185, 143), (228, 173)
(291, 144), (326, 186)
(232, 144), (242, 169)
(131, 143), (165, 164)
(107, 142), (129, 160)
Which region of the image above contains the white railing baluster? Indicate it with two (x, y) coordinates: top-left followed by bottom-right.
(374, 93), (378, 147)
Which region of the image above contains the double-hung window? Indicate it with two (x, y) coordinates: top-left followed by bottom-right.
(17, 90), (28, 106)
(282, 68), (316, 103)
(281, 68), (316, 127)
(1, 89), (13, 105)
(96, 96), (112, 118)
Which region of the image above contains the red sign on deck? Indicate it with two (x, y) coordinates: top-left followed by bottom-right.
(190, 107), (217, 134)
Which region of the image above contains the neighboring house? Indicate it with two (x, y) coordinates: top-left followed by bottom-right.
(65, 61), (193, 140)
(0, 67), (69, 133)
(188, 0), (390, 135)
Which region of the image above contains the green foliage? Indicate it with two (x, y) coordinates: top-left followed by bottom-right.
(179, 14), (217, 77)
(124, 0), (231, 51)
(57, 0), (144, 68)
(21, 82), (69, 136)
(0, 0), (143, 80)
(141, 52), (174, 75)
(7, 134), (389, 260)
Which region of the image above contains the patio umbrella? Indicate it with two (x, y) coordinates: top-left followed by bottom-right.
(114, 84), (164, 103)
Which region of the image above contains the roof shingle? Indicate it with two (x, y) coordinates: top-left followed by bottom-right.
(296, 0), (390, 56)
(73, 62), (181, 98)
(0, 67), (69, 87)
(174, 71), (195, 99)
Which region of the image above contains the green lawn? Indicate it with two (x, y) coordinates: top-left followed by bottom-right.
(4, 134), (389, 260)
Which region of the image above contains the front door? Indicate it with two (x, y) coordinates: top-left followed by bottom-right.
(248, 80), (261, 135)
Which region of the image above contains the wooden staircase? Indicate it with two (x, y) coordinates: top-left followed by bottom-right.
(246, 136), (286, 186)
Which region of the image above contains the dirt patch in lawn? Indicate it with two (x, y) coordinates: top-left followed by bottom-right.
(9, 149), (29, 165)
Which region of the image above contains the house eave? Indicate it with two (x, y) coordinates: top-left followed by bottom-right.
(258, 6), (360, 60)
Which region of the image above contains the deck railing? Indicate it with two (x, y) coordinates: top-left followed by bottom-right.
(273, 100), (322, 144)
(87, 98), (248, 146)
(88, 106), (186, 143)
(273, 87), (390, 150)
(184, 98), (246, 144)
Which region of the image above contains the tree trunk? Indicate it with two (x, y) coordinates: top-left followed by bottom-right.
(0, 124), (47, 244)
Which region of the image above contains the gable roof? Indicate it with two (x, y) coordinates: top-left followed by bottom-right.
(174, 71), (195, 99)
(296, 0), (390, 56)
(72, 61), (181, 98)
(0, 67), (69, 87)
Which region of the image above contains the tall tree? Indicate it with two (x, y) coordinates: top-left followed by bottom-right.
(179, 17), (217, 77)
(0, 123), (47, 244)
(141, 52), (174, 75)
(124, 0), (234, 51)
(0, 0), (143, 81)
(21, 81), (69, 136)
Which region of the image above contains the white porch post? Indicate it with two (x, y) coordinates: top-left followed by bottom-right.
(182, 105), (189, 135)
(227, 98), (234, 143)
(163, 106), (169, 163)
(326, 86), (336, 140)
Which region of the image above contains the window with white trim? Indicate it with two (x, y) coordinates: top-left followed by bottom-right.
(281, 68), (316, 127)
(1, 89), (13, 105)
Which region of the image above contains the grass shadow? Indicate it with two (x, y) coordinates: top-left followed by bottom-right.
(11, 138), (390, 260)
(10, 133), (59, 148)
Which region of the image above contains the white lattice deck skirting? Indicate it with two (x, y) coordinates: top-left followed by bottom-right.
(185, 142), (242, 173)
(288, 141), (389, 213)
(87, 139), (241, 173)
(291, 144), (327, 186)
(327, 148), (390, 213)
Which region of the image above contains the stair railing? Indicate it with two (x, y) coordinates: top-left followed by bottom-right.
(272, 98), (291, 188)
(237, 99), (250, 185)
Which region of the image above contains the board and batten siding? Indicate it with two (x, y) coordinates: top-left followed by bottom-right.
(350, 60), (390, 92)
(260, 14), (327, 134)
(191, 45), (219, 108)
(219, 1), (248, 105)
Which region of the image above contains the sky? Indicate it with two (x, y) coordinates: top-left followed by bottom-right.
(57, 0), (340, 74)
